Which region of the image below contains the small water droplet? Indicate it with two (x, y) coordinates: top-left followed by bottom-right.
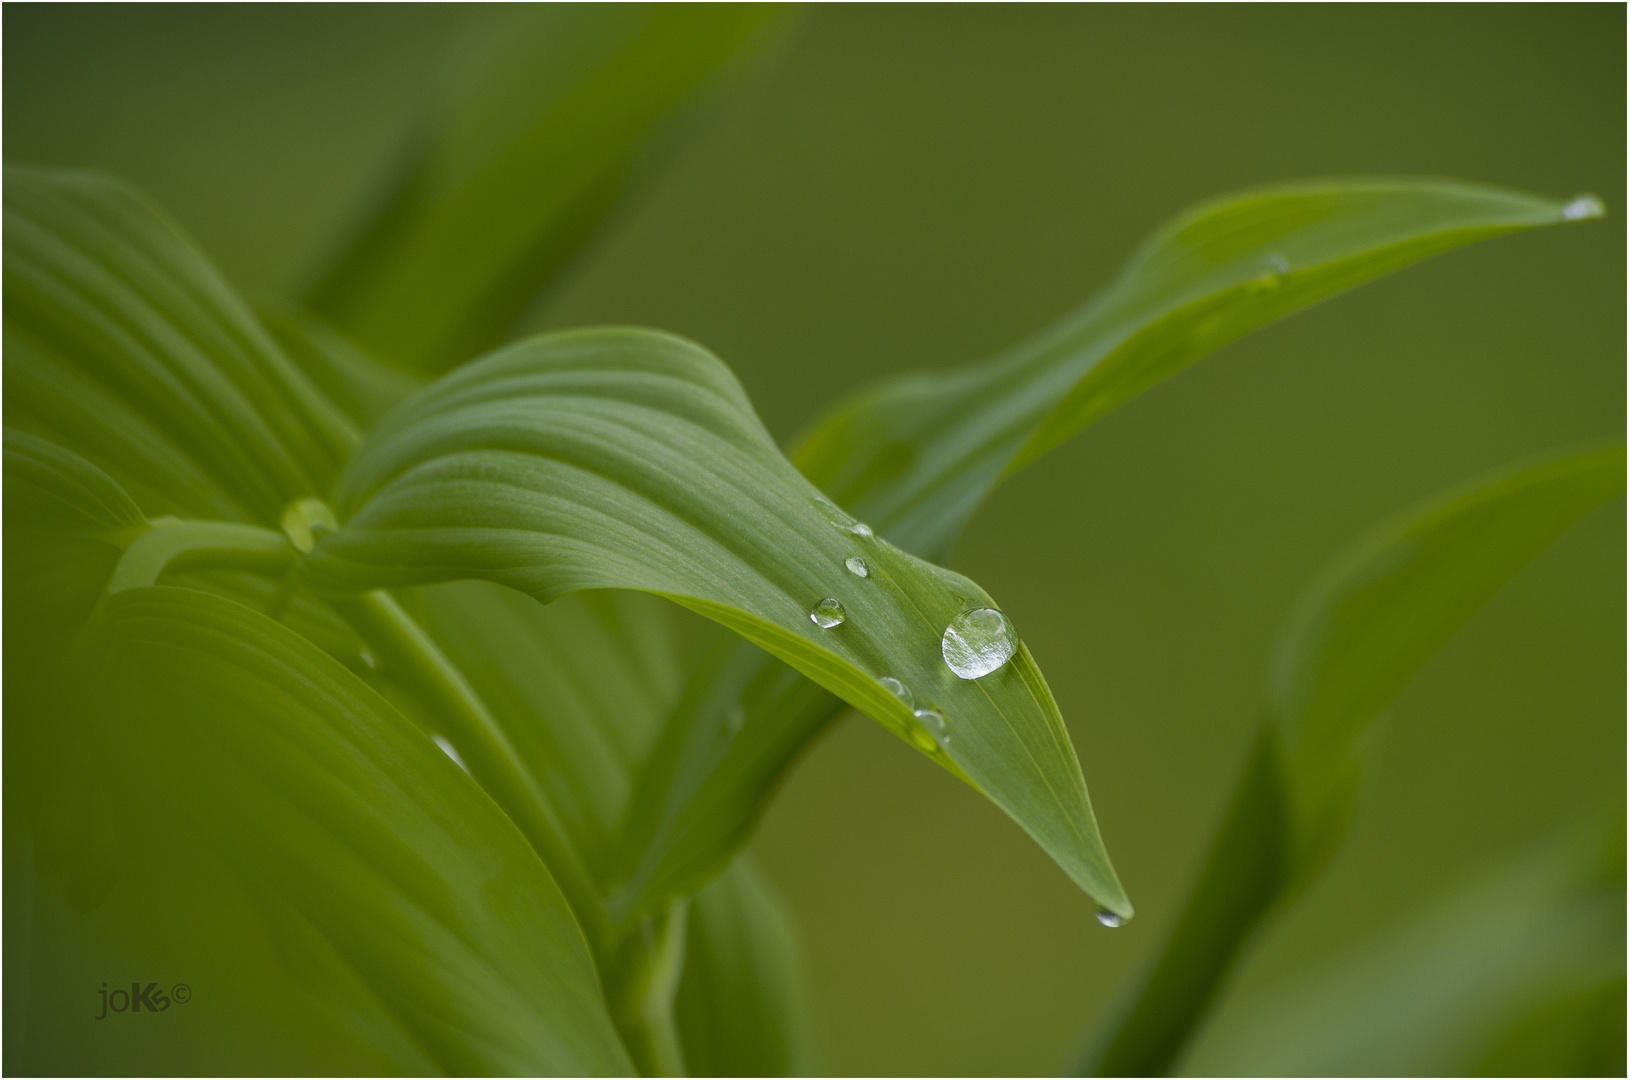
(941, 607), (1018, 679)
(433, 734), (471, 775)
(879, 676), (914, 708)
(1095, 909), (1125, 928)
(1263, 252), (1289, 275)
(848, 522), (874, 538)
(809, 598), (846, 629)
(910, 707), (949, 751)
(845, 556), (869, 577)
(1561, 194), (1604, 221)
(359, 649), (377, 671)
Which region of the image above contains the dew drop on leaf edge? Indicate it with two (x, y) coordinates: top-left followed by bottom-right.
(941, 607), (1018, 679)
(1096, 909), (1125, 928)
(911, 707), (949, 751)
(879, 676), (914, 708)
(845, 556), (869, 577)
(809, 597), (846, 629)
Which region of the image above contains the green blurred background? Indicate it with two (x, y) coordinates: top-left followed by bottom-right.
(6, 4), (1622, 1074)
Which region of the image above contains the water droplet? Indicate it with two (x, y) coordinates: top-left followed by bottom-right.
(845, 556), (869, 577)
(846, 521), (874, 538)
(879, 676), (914, 708)
(433, 734), (471, 775)
(910, 707), (949, 751)
(1263, 252), (1289, 275)
(1562, 194), (1604, 221)
(941, 607), (1018, 679)
(359, 649), (377, 671)
(1095, 909), (1125, 928)
(809, 598), (846, 629)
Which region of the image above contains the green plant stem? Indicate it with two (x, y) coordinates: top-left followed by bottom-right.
(334, 588), (615, 968)
(614, 899), (692, 1078)
(1078, 728), (1290, 1077)
(105, 520), (295, 594)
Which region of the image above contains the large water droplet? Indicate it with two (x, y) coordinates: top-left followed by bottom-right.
(1561, 194), (1604, 220)
(809, 598), (846, 629)
(879, 676), (914, 709)
(910, 707), (948, 751)
(941, 607), (1018, 679)
(845, 556), (869, 577)
(1095, 909), (1125, 928)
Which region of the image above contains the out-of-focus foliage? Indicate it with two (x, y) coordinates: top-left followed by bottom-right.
(3, 7), (1618, 1077)
(1082, 444), (1625, 1076)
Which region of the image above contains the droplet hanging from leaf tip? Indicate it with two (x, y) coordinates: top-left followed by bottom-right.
(845, 556), (869, 577)
(809, 597), (846, 628)
(1562, 194), (1604, 220)
(941, 607), (1017, 679)
(1095, 909), (1125, 928)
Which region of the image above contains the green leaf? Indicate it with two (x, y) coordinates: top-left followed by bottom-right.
(675, 858), (820, 1077)
(4, 165), (358, 523)
(796, 178), (1597, 562)
(608, 177), (1600, 925)
(305, 327), (1132, 918)
(4, 426), (147, 542)
(70, 584), (634, 1076)
(1080, 443), (1625, 1076)
(1181, 828), (1625, 1077)
(1269, 441), (1626, 869)
(305, 4), (786, 374)
(258, 306), (424, 432)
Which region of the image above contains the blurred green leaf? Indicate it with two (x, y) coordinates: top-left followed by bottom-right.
(1081, 442), (1625, 1076)
(259, 307), (424, 433)
(1181, 828), (1625, 1077)
(612, 178), (1599, 924)
(306, 4), (785, 374)
(1269, 441), (1626, 871)
(71, 584), (634, 1076)
(798, 178), (1593, 562)
(4, 166), (358, 522)
(676, 858), (819, 1077)
(306, 326), (1132, 919)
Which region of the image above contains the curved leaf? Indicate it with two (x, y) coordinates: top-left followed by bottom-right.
(796, 178), (1597, 562)
(3, 165), (358, 523)
(675, 858), (819, 1077)
(1268, 441), (1625, 868)
(1182, 830), (1625, 1077)
(4, 426), (147, 542)
(609, 178), (1602, 925)
(305, 327), (1132, 917)
(1080, 442), (1625, 1076)
(306, 4), (786, 374)
(71, 584), (633, 1076)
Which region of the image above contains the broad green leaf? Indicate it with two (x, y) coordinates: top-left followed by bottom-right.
(796, 179), (1599, 562)
(611, 178), (1602, 923)
(306, 4), (785, 374)
(1268, 442), (1626, 870)
(413, 580), (687, 897)
(1080, 443), (1625, 1077)
(1181, 828), (1625, 1077)
(259, 306), (424, 432)
(4, 426), (147, 542)
(305, 327), (1132, 918)
(70, 583), (634, 1076)
(4, 165), (358, 523)
(675, 858), (819, 1077)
